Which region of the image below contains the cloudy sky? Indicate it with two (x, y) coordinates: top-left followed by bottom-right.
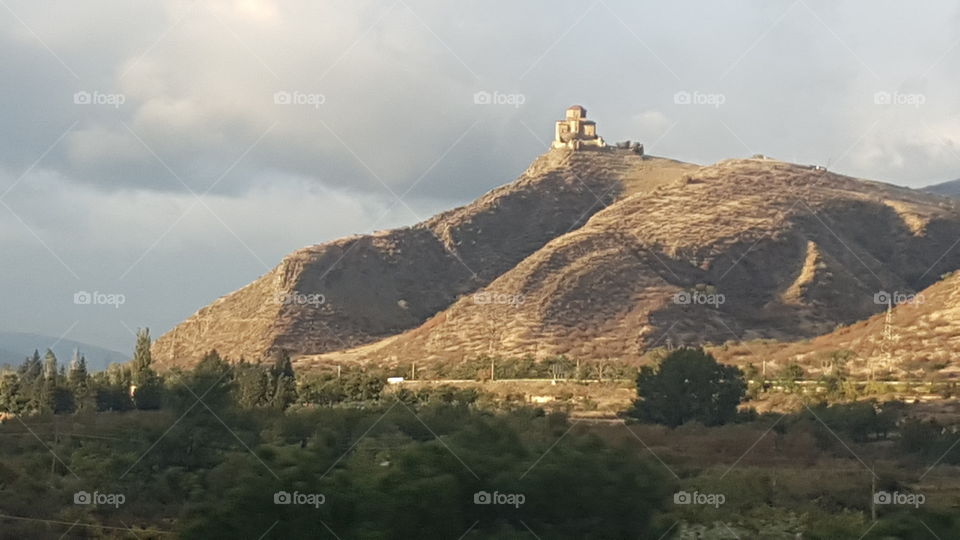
(1, 0), (959, 356)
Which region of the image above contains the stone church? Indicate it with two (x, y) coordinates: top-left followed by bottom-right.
(553, 105), (605, 150)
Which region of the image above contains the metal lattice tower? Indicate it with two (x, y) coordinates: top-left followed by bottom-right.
(876, 301), (900, 377)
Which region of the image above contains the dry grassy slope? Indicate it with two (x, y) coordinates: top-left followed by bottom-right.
(713, 270), (960, 377)
(299, 158), (960, 371)
(152, 149), (696, 369)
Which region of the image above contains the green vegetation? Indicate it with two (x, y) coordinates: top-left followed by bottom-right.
(630, 348), (746, 427)
(0, 371), (671, 538)
(3, 340), (960, 538)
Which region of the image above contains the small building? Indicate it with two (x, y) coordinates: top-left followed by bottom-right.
(553, 105), (605, 150)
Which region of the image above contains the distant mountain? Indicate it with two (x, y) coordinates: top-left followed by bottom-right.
(0, 332), (127, 372)
(923, 178), (960, 197)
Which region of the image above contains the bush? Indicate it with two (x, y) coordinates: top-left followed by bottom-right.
(630, 348), (745, 427)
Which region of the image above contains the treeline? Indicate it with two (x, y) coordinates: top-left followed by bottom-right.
(0, 329), (397, 418)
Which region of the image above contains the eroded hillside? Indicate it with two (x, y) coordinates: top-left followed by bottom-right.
(712, 270), (960, 378)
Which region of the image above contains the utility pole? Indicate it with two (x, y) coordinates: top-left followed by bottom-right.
(411, 362), (416, 381)
(337, 365), (341, 380)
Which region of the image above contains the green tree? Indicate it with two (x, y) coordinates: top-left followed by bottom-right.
(132, 327), (152, 379)
(780, 363), (805, 381)
(129, 328), (163, 409)
(231, 359), (270, 408)
(37, 349), (61, 413)
(68, 351), (91, 412)
(68, 350), (88, 390)
(0, 372), (25, 414)
(43, 349), (58, 380)
(19, 349), (42, 381)
(168, 350), (234, 413)
(630, 347), (746, 427)
(269, 350), (298, 410)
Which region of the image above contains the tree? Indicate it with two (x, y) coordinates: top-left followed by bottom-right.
(38, 349), (60, 413)
(128, 328), (163, 409)
(132, 328), (153, 382)
(268, 350), (298, 410)
(19, 350), (42, 381)
(68, 350), (88, 390)
(233, 360), (271, 408)
(0, 372), (25, 414)
(169, 350), (234, 413)
(780, 363), (805, 381)
(43, 349), (58, 381)
(630, 347), (745, 427)
(67, 350), (90, 411)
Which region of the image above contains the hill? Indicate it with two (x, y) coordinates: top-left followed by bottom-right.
(297, 157), (960, 372)
(152, 149), (696, 369)
(0, 332), (127, 372)
(924, 178), (960, 197)
(711, 270), (960, 379)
